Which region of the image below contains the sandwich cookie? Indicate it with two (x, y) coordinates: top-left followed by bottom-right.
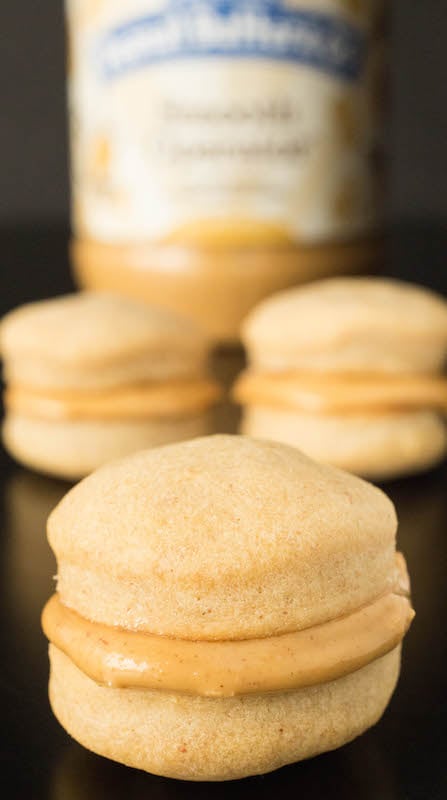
(42, 435), (414, 781)
(235, 277), (447, 480)
(1, 293), (219, 480)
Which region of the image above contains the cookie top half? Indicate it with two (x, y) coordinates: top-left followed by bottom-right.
(1, 292), (209, 388)
(48, 434), (397, 640)
(242, 278), (447, 374)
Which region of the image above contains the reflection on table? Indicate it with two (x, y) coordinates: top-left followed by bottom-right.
(3, 469), (67, 663)
(385, 465), (447, 714)
(52, 731), (397, 800)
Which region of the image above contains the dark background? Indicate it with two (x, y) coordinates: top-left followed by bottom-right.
(0, 1), (447, 229)
(0, 5), (447, 798)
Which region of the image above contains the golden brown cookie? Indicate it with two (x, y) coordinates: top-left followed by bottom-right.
(1, 292), (219, 479)
(42, 435), (413, 780)
(236, 277), (447, 480)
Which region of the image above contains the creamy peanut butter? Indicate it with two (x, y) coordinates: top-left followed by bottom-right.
(42, 574), (413, 698)
(6, 379), (220, 422)
(68, 1), (387, 341)
(234, 371), (447, 415)
(73, 238), (379, 343)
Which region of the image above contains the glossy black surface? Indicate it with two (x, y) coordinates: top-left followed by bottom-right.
(1, 226), (446, 799)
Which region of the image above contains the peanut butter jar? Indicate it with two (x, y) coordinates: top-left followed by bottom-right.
(67, 1), (388, 343)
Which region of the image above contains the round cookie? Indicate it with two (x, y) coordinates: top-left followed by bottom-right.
(42, 435), (414, 780)
(1, 292), (219, 479)
(236, 277), (447, 480)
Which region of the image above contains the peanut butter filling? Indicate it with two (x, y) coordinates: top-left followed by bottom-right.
(234, 371), (447, 415)
(5, 378), (220, 422)
(42, 559), (413, 697)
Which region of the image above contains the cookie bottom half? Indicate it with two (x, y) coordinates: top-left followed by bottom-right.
(3, 412), (213, 481)
(241, 407), (447, 480)
(48, 644), (401, 782)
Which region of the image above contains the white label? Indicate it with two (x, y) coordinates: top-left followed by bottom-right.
(68, 0), (386, 245)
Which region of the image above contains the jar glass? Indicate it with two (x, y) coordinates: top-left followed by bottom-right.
(67, 0), (388, 342)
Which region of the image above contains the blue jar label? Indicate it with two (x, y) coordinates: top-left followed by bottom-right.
(68, 0), (384, 245)
(98, 0), (365, 83)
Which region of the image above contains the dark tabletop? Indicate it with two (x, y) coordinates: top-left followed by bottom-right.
(0, 225), (446, 800)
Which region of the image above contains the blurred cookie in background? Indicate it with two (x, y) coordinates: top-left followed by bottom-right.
(1, 292), (220, 480)
(235, 277), (447, 480)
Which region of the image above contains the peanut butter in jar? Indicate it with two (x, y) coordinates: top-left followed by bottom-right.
(67, 0), (388, 343)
